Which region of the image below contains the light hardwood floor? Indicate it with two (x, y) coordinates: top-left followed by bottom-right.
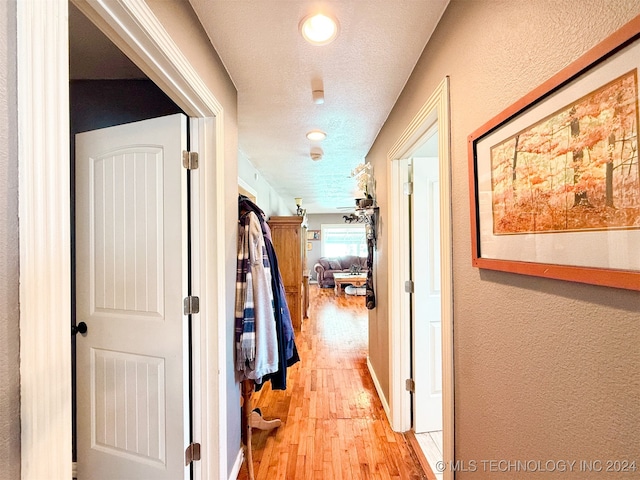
(237, 285), (427, 479)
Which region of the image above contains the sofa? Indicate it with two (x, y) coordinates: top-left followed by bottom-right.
(313, 255), (368, 288)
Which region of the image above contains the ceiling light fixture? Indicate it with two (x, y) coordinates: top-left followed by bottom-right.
(312, 89), (325, 105)
(306, 130), (327, 141)
(310, 147), (323, 161)
(300, 13), (339, 46)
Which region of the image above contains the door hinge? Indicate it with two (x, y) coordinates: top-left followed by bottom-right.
(182, 150), (199, 170)
(183, 296), (200, 315)
(185, 442), (201, 466)
(404, 280), (414, 293)
(405, 378), (415, 392)
(403, 182), (413, 195)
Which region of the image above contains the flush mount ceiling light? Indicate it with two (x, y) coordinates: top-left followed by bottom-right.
(306, 130), (327, 141)
(300, 13), (339, 46)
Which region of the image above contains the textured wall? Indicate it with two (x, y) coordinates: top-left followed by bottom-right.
(70, 80), (182, 133)
(238, 149), (293, 217)
(0, 0), (20, 478)
(368, 1), (640, 476)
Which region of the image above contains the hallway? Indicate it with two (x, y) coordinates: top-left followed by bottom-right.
(238, 286), (426, 479)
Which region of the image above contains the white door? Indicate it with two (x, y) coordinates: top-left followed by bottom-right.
(75, 114), (191, 480)
(410, 157), (443, 433)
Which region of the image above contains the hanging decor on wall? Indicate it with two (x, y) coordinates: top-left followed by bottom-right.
(468, 14), (640, 291)
(351, 162), (375, 207)
(343, 206), (379, 250)
(307, 230), (320, 240)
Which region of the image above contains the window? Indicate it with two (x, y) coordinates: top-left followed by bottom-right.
(321, 224), (367, 257)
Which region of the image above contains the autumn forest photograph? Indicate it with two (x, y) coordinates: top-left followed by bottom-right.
(490, 69), (640, 235)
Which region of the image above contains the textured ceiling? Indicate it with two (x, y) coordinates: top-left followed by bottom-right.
(189, 0), (449, 213)
(69, 1), (448, 213)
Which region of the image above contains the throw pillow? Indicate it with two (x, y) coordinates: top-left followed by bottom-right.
(328, 260), (342, 270)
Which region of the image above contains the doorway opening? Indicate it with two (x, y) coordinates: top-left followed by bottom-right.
(19, 1), (227, 477)
(405, 129), (444, 474)
(75, 114), (194, 480)
(69, 6), (189, 477)
(387, 77), (453, 479)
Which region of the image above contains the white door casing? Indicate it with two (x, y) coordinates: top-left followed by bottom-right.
(75, 114), (190, 480)
(410, 157), (443, 434)
(19, 1), (228, 478)
(387, 77), (453, 480)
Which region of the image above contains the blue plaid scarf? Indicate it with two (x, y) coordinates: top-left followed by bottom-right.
(235, 212), (254, 370)
(235, 210), (278, 380)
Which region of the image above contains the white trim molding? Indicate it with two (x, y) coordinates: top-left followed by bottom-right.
(387, 77), (454, 480)
(19, 0), (228, 478)
(387, 158), (412, 430)
(367, 357), (391, 420)
(229, 448), (244, 480)
(18, 1), (72, 478)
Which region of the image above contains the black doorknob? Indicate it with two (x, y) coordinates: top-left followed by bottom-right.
(72, 322), (88, 336)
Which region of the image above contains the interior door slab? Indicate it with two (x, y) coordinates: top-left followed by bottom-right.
(75, 114), (190, 480)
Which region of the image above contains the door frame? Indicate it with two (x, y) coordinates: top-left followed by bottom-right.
(387, 77), (454, 479)
(17, 1), (227, 478)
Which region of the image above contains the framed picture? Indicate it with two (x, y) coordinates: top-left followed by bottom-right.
(307, 230), (321, 241)
(468, 15), (640, 291)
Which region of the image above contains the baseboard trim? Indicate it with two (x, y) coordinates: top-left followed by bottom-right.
(367, 355), (437, 480)
(229, 447), (244, 480)
(406, 431), (437, 480)
(366, 356), (391, 422)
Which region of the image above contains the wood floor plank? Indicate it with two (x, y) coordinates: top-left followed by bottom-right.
(237, 286), (427, 479)
(407, 432), (438, 480)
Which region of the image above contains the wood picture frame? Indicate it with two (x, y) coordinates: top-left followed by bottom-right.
(468, 15), (640, 291)
(307, 230), (321, 241)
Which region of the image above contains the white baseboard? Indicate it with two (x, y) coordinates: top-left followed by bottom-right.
(366, 356), (392, 423)
(229, 447), (244, 480)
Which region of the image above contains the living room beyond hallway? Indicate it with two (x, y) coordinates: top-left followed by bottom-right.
(237, 285), (427, 479)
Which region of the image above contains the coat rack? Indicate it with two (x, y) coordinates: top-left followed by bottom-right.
(237, 196), (292, 479)
(241, 380), (282, 479)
